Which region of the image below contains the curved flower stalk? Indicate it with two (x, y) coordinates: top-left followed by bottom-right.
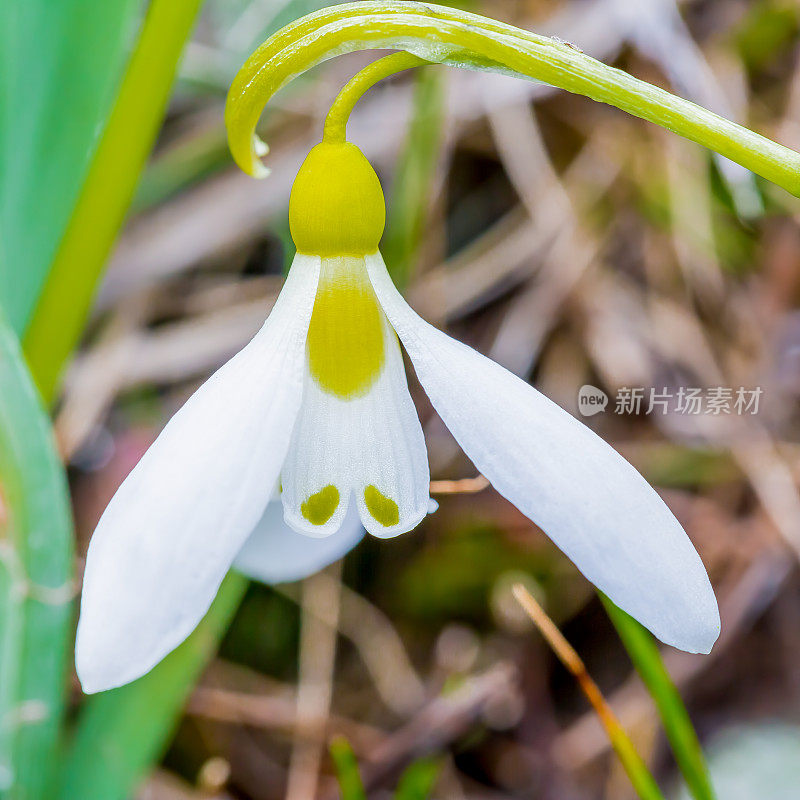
(225, 1), (800, 197)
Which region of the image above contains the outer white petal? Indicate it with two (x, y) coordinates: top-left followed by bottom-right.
(282, 258), (430, 539)
(76, 256), (320, 693)
(234, 497), (364, 584)
(367, 253), (719, 654)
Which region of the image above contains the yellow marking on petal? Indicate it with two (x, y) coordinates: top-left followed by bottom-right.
(307, 257), (384, 399)
(301, 485), (340, 526)
(364, 485), (399, 527)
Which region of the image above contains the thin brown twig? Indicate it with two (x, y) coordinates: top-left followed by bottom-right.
(274, 578), (426, 716)
(511, 584), (664, 799)
(511, 584), (619, 734)
(429, 475), (490, 494)
(285, 564), (342, 800)
(186, 686), (383, 750)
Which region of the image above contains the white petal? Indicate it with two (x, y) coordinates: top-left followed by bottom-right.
(76, 255), (320, 693)
(282, 256), (430, 539)
(234, 497), (364, 584)
(367, 253), (719, 654)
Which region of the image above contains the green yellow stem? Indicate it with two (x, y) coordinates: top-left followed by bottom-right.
(225, 1), (800, 199)
(323, 52), (430, 142)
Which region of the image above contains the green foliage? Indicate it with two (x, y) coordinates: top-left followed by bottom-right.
(330, 737), (367, 800)
(8, 3), (248, 800)
(0, 0), (143, 335)
(393, 757), (442, 800)
(602, 596), (715, 800)
(0, 311), (74, 800)
(382, 66), (445, 289)
(607, 730), (668, 800)
(734, 0), (800, 72)
(219, 584), (300, 679)
(637, 445), (740, 490)
(130, 127), (232, 214)
(330, 738), (442, 800)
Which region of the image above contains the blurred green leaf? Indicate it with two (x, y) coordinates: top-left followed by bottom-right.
(57, 572), (247, 800)
(734, 0), (799, 72)
(23, 0), (205, 403)
(636, 444), (740, 490)
(382, 66), (445, 290)
(602, 596), (715, 800)
(130, 124), (231, 213)
(514, 584), (665, 800)
(0, 0), (143, 333)
(0, 311), (73, 800)
(390, 524), (558, 626)
(393, 757), (442, 800)
(330, 736), (367, 800)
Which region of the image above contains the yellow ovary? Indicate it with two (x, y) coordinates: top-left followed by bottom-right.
(306, 257), (384, 399)
(289, 142), (385, 257)
(364, 485), (400, 527)
(301, 485), (340, 525)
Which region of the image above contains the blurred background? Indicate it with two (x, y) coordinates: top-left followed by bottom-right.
(50, 0), (800, 798)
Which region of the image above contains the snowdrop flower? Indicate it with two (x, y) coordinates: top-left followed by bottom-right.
(76, 139), (719, 694)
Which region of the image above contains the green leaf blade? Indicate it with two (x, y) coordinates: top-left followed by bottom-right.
(602, 595), (716, 800)
(393, 757), (442, 800)
(0, 0), (143, 334)
(330, 737), (367, 800)
(0, 312), (74, 800)
(382, 65), (445, 290)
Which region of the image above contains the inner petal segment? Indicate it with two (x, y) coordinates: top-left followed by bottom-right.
(282, 256), (430, 539)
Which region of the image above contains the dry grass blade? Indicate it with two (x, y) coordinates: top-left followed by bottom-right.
(512, 584), (666, 800)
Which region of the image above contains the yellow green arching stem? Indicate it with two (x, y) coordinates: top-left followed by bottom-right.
(323, 52), (431, 143)
(225, 1), (800, 198)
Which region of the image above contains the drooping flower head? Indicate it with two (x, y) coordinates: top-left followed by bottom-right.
(75, 20), (729, 693)
(75, 132), (719, 694)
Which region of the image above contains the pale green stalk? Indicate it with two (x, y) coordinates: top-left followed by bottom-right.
(320, 51), (444, 288)
(323, 51), (430, 142)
